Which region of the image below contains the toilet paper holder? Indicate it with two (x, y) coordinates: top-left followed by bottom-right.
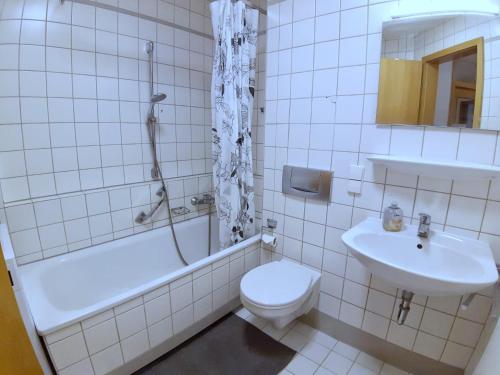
(261, 219), (278, 248)
(261, 218), (277, 235)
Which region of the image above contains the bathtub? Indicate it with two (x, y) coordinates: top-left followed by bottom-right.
(18, 214), (261, 374)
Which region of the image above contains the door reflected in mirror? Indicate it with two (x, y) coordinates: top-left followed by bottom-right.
(377, 23), (486, 130)
(440, 53), (476, 127)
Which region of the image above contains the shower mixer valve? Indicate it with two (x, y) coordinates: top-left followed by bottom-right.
(191, 194), (215, 206)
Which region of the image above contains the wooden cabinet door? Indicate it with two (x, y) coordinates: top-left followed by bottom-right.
(0, 245), (43, 375)
(376, 58), (423, 125)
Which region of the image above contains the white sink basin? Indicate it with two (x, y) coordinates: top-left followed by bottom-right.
(341, 218), (498, 296)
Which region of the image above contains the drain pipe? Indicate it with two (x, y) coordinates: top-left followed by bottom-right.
(397, 290), (414, 325)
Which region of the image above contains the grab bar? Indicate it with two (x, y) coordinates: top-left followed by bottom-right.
(135, 197), (165, 224)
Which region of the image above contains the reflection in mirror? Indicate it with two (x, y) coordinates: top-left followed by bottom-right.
(419, 38), (482, 128)
(376, 16), (496, 131)
(435, 53), (476, 127)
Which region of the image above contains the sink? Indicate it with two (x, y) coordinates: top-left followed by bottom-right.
(341, 218), (498, 296)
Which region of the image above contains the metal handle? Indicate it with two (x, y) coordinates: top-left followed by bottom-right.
(267, 219), (277, 229)
(419, 213), (431, 224)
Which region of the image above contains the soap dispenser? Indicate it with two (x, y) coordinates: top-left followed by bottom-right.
(383, 202), (403, 232)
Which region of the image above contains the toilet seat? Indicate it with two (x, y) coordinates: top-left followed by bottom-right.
(240, 261), (313, 309)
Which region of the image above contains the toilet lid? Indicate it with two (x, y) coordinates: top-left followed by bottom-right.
(240, 261), (313, 308)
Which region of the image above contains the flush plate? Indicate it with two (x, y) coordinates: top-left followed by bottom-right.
(282, 165), (332, 201)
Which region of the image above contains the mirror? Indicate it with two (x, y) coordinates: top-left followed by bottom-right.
(376, 19), (490, 130)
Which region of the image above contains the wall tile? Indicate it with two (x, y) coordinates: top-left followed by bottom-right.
(84, 318), (119, 355)
(49, 332), (88, 370)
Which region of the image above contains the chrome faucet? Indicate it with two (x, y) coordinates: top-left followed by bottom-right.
(418, 213), (431, 238)
(191, 193), (215, 206)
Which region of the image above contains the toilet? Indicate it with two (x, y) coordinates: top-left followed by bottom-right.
(240, 260), (321, 329)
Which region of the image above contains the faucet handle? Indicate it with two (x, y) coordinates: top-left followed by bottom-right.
(419, 213), (431, 224)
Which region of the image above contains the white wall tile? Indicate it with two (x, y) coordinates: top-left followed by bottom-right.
(170, 281), (193, 313)
(315, 13), (340, 43)
(293, 0), (315, 21)
(39, 223), (66, 249)
(116, 305), (147, 340)
(49, 332), (88, 370)
(446, 196), (485, 231)
(148, 316), (173, 348)
(84, 318), (119, 355)
(314, 41), (339, 70)
(340, 7), (367, 38)
(145, 293), (171, 325)
(172, 304), (194, 334)
(339, 36), (367, 66)
(59, 359), (94, 375)
(121, 329), (149, 362)
(90, 343), (123, 375)
(419, 308), (454, 339)
(5, 204), (36, 232)
(441, 341), (473, 369)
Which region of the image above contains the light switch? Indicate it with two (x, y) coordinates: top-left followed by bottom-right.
(348, 180), (362, 194)
(349, 164), (365, 181)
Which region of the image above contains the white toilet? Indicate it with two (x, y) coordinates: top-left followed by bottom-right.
(240, 260), (321, 329)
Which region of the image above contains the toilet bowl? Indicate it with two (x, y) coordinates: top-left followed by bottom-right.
(240, 260), (321, 329)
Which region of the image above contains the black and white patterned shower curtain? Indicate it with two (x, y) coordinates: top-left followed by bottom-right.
(210, 0), (258, 248)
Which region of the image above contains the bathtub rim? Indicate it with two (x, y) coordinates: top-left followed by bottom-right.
(18, 222), (261, 336)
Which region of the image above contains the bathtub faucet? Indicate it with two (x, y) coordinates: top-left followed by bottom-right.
(191, 193), (215, 206)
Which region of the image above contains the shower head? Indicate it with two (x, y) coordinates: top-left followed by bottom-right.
(151, 93), (167, 103)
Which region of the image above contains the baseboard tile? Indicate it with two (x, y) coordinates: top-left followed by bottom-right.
(300, 309), (463, 375)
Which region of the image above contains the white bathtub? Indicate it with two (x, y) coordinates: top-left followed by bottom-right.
(21, 215), (259, 335)
(18, 214), (261, 374)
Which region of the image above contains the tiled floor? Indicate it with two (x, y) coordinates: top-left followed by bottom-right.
(234, 308), (412, 375)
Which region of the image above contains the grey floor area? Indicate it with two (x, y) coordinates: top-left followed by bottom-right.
(135, 314), (296, 375)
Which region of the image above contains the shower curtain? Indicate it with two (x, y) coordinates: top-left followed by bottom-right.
(210, 0), (258, 248)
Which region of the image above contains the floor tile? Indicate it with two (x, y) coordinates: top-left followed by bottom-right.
(234, 307), (251, 320)
(262, 323), (291, 341)
(281, 329), (309, 351)
(300, 341), (330, 364)
(333, 341), (360, 360)
(355, 352), (384, 373)
(245, 313), (267, 329)
(315, 367), (335, 375)
(293, 321), (318, 338)
(286, 354), (319, 375)
(322, 351), (354, 375)
(348, 363), (378, 375)
(310, 330), (338, 349)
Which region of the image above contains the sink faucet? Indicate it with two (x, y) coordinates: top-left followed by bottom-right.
(418, 213), (431, 238)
